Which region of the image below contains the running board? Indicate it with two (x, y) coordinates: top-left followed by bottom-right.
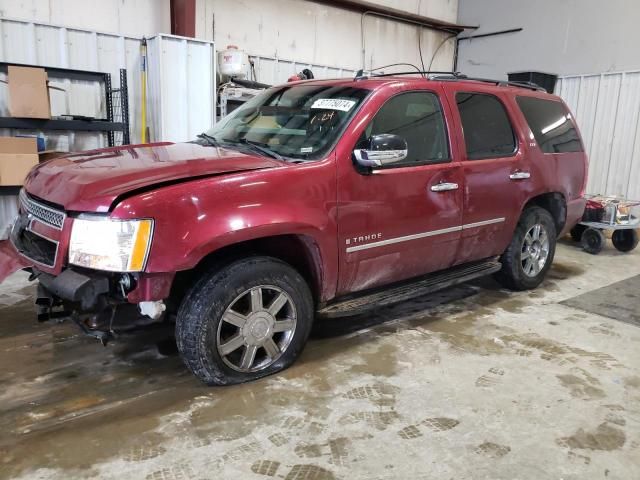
(317, 259), (502, 318)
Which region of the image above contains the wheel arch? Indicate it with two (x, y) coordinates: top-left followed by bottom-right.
(168, 234), (326, 312)
(522, 192), (567, 236)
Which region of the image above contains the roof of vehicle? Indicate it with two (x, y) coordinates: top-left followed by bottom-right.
(287, 74), (562, 100)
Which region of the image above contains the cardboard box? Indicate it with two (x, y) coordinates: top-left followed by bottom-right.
(8, 66), (51, 119)
(0, 137), (39, 186)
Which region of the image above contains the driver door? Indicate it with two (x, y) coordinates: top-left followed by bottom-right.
(336, 86), (464, 295)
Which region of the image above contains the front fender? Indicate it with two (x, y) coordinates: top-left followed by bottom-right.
(184, 221), (327, 270)
(111, 159), (338, 298)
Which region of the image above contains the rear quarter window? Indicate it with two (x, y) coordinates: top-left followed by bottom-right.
(516, 96), (583, 153)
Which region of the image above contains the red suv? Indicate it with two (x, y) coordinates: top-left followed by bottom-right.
(6, 73), (587, 385)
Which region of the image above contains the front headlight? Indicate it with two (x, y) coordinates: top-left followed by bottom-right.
(69, 217), (154, 272)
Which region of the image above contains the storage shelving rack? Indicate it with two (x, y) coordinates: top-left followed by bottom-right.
(0, 62), (130, 147)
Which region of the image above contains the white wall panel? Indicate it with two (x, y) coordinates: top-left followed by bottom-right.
(0, 20), (217, 146)
(0, 18), (143, 147)
(587, 75), (621, 196)
(606, 73), (640, 197)
(0, 0), (171, 38)
(245, 55), (357, 86)
(197, 0), (458, 73)
(146, 34), (216, 142)
(556, 71), (640, 200)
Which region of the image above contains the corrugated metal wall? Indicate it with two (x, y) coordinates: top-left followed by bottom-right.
(199, 0), (458, 73)
(556, 71), (640, 200)
(0, 17), (143, 148)
(247, 55), (357, 85)
(0, 19), (218, 147)
(0, 0), (171, 39)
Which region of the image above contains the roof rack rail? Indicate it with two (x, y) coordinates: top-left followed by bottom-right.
(455, 76), (546, 92)
(354, 70), (467, 80)
(353, 70), (546, 92)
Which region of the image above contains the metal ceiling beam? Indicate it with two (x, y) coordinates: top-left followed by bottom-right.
(308, 0), (476, 34)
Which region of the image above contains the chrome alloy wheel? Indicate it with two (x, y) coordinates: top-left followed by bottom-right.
(216, 285), (297, 373)
(521, 223), (550, 277)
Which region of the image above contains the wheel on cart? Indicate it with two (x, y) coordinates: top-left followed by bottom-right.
(581, 228), (606, 254)
(611, 229), (639, 252)
(570, 224), (587, 242)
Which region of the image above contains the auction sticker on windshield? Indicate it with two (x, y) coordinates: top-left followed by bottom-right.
(311, 99), (356, 112)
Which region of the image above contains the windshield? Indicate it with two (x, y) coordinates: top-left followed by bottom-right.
(201, 84), (370, 160)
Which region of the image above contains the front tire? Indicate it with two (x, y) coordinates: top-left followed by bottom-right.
(495, 207), (557, 291)
(176, 256), (314, 385)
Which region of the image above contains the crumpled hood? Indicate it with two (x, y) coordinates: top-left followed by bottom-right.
(24, 142), (284, 212)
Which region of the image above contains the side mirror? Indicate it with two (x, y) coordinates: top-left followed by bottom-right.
(353, 134), (408, 168)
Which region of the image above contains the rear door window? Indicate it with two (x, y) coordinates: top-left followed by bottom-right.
(456, 93), (516, 160)
(516, 96), (583, 153)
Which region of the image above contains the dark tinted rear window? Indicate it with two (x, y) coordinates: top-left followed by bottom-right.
(516, 96), (583, 153)
(456, 93), (516, 160)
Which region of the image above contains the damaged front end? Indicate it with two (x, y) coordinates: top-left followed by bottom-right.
(6, 190), (171, 344)
(32, 267), (169, 344)
(33, 267), (133, 343)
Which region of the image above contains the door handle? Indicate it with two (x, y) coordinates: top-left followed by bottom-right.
(509, 171), (531, 180)
(430, 182), (459, 192)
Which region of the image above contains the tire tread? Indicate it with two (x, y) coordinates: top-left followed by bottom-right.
(494, 206), (557, 291)
(176, 256), (313, 385)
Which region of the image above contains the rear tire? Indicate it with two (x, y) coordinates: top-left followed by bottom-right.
(611, 229), (639, 252)
(176, 256), (314, 385)
(494, 207), (557, 291)
(581, 228), (606, 254)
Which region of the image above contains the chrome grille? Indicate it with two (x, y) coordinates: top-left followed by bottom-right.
(19, 189), (66, 229)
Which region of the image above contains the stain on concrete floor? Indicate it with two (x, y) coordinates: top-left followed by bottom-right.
(561, 274), (640, 327)
(1, 242), (640, 479)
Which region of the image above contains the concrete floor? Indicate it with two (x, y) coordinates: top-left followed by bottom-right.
(1, 239), (639, 480)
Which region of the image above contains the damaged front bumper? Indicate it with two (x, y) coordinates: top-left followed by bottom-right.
(33, 267), (171, 344)
(2, 190), (175, 343)
(31, 267), (174, 313)
(36, 268), (110, 311)
(33, 267), (136, 342)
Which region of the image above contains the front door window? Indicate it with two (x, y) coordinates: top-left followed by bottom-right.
(357, 91), (450, 167)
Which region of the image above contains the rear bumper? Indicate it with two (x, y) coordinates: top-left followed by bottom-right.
(561, 197), (587, 236)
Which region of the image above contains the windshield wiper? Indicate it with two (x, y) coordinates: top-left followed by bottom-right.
(196, 132), (220, 147)
(234, 138), (284, 161)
